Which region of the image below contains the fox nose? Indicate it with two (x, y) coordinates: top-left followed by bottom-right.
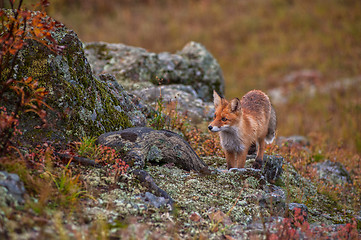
(208, 125), (213, 131)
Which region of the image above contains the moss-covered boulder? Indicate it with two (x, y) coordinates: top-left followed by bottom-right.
(1, 12), (147, 142)
(84, 41), (225, 102)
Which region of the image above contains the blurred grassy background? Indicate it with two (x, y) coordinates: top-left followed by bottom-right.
(23, 0), (361, 154)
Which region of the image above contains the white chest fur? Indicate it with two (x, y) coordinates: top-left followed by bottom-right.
(219, 127), (245, 153)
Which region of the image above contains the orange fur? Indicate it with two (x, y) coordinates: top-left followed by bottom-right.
(208, 90), (276, 169)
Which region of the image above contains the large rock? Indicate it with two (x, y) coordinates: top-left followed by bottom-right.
(312, 160), (353, 185)
(97, 127), (209, 172)
(84, 41), (225, 102)
(1, 12), (146, 142)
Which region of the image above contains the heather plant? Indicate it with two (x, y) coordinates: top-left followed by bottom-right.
(74, 136), (129, 182)
(19, 142), (88, 209)
(185, 127), (224, 158)
(0, 0), (60, 154)
(268, 207), (359, 240)
(266, 140), (361, 211)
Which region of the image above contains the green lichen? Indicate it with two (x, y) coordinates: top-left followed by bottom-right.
(0, 187), (19, 208)
(245, 176), (260, 189)
(146, 145), (162, 163)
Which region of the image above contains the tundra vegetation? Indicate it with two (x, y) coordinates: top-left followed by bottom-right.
(0, 0), (360, 239)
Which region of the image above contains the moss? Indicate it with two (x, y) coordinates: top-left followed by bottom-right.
(26, 58), (49, 78)
(2, 20), (138, 143)
(245, 176), (260, 189)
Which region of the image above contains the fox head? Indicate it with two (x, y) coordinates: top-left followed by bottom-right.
(208, 90), (241, 132)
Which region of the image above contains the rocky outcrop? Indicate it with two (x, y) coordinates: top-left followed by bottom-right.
(84, 41), (225, 102)
(97, 127), (209, 172)
(84, 41), (224, 123)
(268, 71), (361, 105)
(1, 12), (147, 142)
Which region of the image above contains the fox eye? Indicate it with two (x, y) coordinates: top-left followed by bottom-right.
(221, 117), (227, 122)
(214, 114), (216, 118)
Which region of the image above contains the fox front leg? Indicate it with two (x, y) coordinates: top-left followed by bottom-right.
(225, 151), (236, 169)
(235, 150), (247, 169)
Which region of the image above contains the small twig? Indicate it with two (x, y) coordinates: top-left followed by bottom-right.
(54, 152), (102, 168)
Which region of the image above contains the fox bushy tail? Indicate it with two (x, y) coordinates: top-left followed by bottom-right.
(265, 105), (276, 144)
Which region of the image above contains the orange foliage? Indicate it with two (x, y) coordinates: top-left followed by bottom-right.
(185, 127), (224, 158)
(0, 0), (60, 153)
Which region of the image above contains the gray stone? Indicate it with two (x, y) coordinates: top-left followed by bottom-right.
(132, 84), (214, 123)
(136, 192), (170, 209)
(84, 41), (225, 102)
(289, 203), (308, 220)
(276, 135), (310, 147)
(312, 160), (353, 185)
(0, 171), (26, 206)
(97, 127), (209, 172)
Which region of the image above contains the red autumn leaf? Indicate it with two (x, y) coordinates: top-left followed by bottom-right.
(189, 212), (202, 222)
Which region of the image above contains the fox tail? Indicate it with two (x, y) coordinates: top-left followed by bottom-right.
(265, 105), (277, 144)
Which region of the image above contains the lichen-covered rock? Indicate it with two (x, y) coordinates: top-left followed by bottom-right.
(132, 84), (214, 123)
(97, 127), (209, 172)
(84, 41), (225, 102)
(1, 12), (146, 142)
(0, 171), (26, 206)
(136, 192), (170, 209)
(246, 154), (283, 183)
(312, 160), (353, 185)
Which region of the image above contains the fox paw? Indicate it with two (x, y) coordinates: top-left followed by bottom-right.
(228, 168), (242, 172)
(253, 160), (263, 169)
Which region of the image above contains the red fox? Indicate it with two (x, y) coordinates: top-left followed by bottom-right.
(208, 90), (276, 169)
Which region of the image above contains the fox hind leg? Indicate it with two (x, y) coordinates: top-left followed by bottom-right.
(253, 138), (265, 169)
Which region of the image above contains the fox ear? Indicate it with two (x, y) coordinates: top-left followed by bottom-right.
(213, 90), (222, 107)
(230, 98), (241, 112)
